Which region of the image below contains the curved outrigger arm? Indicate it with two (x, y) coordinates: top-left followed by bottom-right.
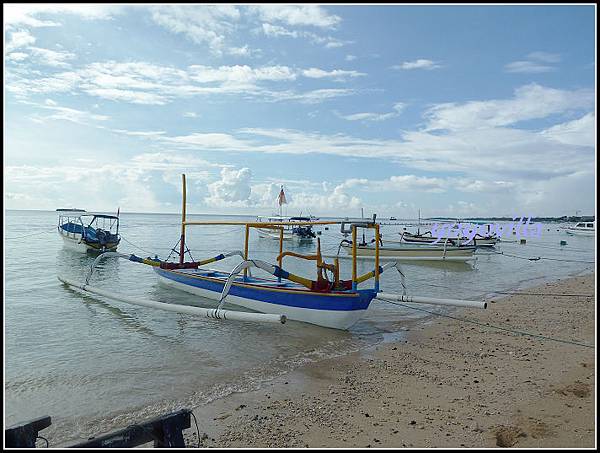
(84, 250), (245, 284)
(216, 259), (400, 309)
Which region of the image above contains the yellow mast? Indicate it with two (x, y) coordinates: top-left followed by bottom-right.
(179, 174), (187, 265)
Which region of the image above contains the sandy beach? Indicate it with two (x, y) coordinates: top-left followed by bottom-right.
(184, 272), (596, 448)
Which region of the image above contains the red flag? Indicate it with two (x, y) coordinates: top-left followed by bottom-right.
(278, 186), (287, 206)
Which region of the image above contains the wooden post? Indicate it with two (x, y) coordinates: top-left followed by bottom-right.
(179, 174), (187, 265)
(352, 225), (357, 291)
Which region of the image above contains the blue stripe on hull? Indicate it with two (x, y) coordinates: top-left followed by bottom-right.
(154, 268), (375, 312)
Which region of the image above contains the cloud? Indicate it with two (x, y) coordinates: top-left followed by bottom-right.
(392, 59), (442, 70)
(259, 22), (350, 49)
(28, 100), (109, 125)
(527, 51), (561, 63)
(338, 102), (405, 122)
(541, 113), (596, 147)
(4, 5), (122, 28)
(28, 47), (76, 67)
(301, 68), (366, 81)
(150, 5), (250, 57)
(505, 51), (561, 73)
(6, 30), (36, 52)
(424, 83), (594, 131)
(7, 61), (361, 105)
(251, 5), (341, 29)
(205, 167), (253, 207)
(504, 61), (555, 74)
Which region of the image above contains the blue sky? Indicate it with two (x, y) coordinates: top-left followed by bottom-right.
(4, 4), (596, 217)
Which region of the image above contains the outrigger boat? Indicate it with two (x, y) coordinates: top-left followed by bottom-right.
(59, 175), (487, 330)
(57, 210), (120, 252)
(338, 241), (477, 262)
(399, 231), (498, 247)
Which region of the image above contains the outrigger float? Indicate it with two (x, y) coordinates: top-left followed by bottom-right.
(59, 175), (487, 330)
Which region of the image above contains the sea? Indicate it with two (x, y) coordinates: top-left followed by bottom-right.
(4, 209), (595, 445)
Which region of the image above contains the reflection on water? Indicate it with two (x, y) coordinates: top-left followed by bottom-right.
(4, 210), (595, 445)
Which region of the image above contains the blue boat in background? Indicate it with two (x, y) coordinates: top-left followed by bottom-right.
(57, 210), (121, 252)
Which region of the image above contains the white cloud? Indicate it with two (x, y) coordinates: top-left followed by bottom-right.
(205, 167), (253, 207)
(527, 51), (561, 63)
(302, 68), (366, 81)
(259, 22), (349, 49)
(392, 59), (441, 70)
(7, 52), (29, 62)
(29, 47), (76, 67)
(183, 112), (199, 118)
(424, 83), (594, 131)
(505, 51), (561, 73)
(28, 100), (109, 125)
(251, 5), (341, 29)
(345, 55), (357, 62)
(4, 5), (123, 28)
(504, 61), (555, 74)
(149, 5), (249, 56)
(6, 30), (36, 52)
(7, 61), (359, 105)
(338, 102), (405, 122)
(541, 113), (596, 147)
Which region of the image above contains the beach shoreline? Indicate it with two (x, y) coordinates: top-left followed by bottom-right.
(183, 271), (596, 448)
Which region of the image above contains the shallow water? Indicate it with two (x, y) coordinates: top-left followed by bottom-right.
(4, 210), (595, 444)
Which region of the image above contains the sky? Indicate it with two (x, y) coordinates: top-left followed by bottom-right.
(4, 4), (596, 218)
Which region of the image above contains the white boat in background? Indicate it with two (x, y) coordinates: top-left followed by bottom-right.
(256, 186), (318, 241)
(339, 242), (476, 262)
(256, 215), (318, 240)
(562, 221), (595, 236)
(57, 210), (121, 252)
(399, 231), (498, 247)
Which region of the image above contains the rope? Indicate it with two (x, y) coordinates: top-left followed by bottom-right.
(378, 298), (595, 349)
(120, 236), (157, 255)
(190, 411), (201, 447)
(491, 250), (595, 264)
(400, 274), (594, 298)
(6, 227), (57, 240)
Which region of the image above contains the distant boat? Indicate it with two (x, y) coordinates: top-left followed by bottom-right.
(256, 215), (318, 240)
(562, 221), (595, 236)
(339, 241), (476, 262)
(58, 210), (121, 252)
(389, 216), (397, 221)
(399, 231), (498, 247)
(256, 186), (318, 241)
(56, 208), (86, 212)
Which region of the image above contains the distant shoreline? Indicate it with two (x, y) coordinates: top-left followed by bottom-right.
(5, 209), (594, 223)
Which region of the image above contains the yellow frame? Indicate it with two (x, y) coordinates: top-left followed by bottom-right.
(178, 174), (380, 291)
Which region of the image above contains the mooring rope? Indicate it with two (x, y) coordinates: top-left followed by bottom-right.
(378, 298), (595, 349)
(6, 227), (57, 240)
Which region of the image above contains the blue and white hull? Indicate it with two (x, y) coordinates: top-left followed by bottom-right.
(154, 268), (375, 330)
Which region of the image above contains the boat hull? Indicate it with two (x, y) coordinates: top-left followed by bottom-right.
(563, 229), (595, 236)
(58, 229), (119, 253)
(154, 268), (375, 330)
(400, 234), (497, 247)
(340, 244), (476, 261)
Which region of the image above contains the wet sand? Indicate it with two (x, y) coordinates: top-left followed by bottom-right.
(184, 272), (595, 448)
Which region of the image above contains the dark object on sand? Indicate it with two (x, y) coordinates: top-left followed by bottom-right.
(5, 416), (52, 447)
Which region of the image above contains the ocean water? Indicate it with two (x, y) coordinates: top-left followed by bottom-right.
(4, 210), (595, 445)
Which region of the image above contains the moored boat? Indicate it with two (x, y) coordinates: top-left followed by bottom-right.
(339, 241), (476, 261)
(399, 231), (498, 247)
(57, 211), (120, 252)
(561, 221), (595, 236)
